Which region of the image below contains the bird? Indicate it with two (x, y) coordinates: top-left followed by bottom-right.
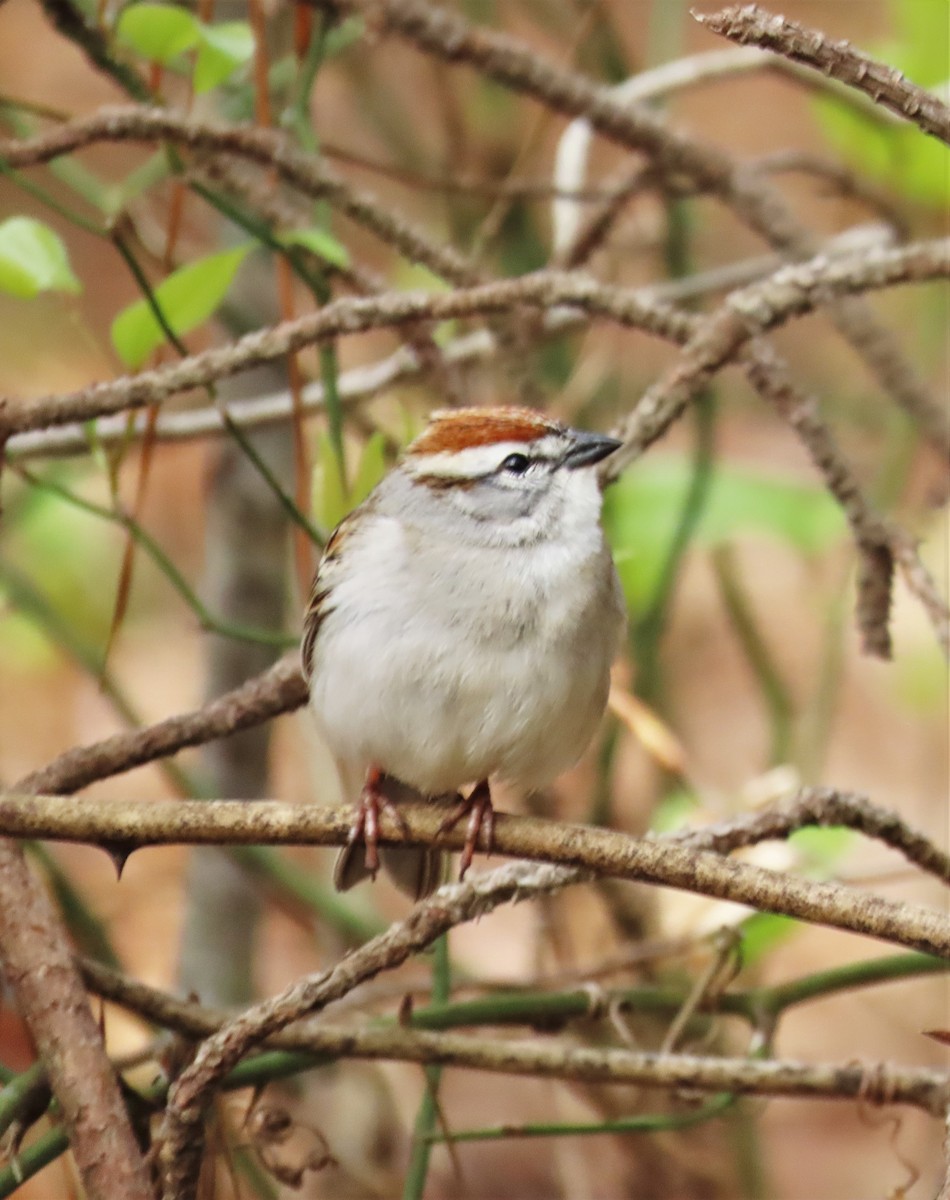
(302, 405), (625, 899)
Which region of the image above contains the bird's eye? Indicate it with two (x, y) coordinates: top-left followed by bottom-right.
(500, 452), (531, 475)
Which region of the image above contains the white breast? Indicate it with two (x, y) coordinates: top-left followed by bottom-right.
(308, 508), (624, 799)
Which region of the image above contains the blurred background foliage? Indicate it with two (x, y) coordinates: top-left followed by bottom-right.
(0, 0), (947, 1197)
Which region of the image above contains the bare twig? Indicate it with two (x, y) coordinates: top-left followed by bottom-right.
(695, 5), (950, 146)
(75, 961), (950, 1117)
(1, 793), (947, 958)
(607, 237), (950, 469)
(157, 862), (582, 1198)
(14, 654), (307, 796)
(0, 107), (476, 286)
(332, 0), (946, 452)
(152, 857), (950, 1197)
(2, 243), (945, 440)
(674, 787), (950, 883)
(751, 152), (909, 235)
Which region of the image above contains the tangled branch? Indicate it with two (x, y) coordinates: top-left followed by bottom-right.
(696, 5), (950, 146)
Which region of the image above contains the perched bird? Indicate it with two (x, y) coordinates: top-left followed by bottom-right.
(302, 406), (625, 898)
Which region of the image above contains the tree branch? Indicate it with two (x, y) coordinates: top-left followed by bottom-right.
(76, 963), (950, 1120)
(0, 840), (153, 1200)
(674, 786), (950, 883)
(14, 654), (307, 797)
(2, 243), (945, 440)
(1, 793), (947, 958)
(695, 5), (950, 146)
(332, 0), (946, 452)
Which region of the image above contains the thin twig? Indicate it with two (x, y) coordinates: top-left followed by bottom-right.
(2, 242), (945, 441)
(331, 0), (946, 452)
(13, 655), (307, 796)
(76, 966), (950, 1120)
(673, 787), (950, 883)
(695, 5), (950, 146)
(152, 857), (950, 1198)
(0, 106), (477, 286)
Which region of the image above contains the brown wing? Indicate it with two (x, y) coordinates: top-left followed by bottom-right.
(300, 516), (352, 683)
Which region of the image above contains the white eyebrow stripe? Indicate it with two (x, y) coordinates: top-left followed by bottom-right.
(407, 435), (563, 478)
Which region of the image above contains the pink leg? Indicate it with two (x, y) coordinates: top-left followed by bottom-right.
(437, 780), (495, 880)
(346, 766), (410, 878)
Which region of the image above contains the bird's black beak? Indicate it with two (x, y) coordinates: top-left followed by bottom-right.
(563, 430), (623, 470)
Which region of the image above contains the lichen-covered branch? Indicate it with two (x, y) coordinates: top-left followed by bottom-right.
(695, 5), (950, 146)
(1, 792), (947, 958)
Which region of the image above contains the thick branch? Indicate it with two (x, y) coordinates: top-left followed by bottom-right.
(696, 5), (950, 146)
(0, 841), (153, 1200)
(1, 793), (947, 958)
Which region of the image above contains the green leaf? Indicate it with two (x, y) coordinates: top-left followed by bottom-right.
(650, 788), (700, 834)
(738, 913), (799, 965)
(350, 431), (388, 505)
(193, 21), (255, 93)
(0, 217), (81, 298)
(789, 826), (854, 872)
(313, 431), (349, 531)
(111, 244), (250, 368)
(281, 226), (350, 269)
(812, 0), (950, 208)
(603, 456), (845, 615)
(322, 15), (365, 58)
(115, 3), (201, 64)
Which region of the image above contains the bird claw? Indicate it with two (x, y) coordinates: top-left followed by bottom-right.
(348, 768), (411, 878)
(437, 780), (495, 880)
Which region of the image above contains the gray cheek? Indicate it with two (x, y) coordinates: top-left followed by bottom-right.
(458, 478), (545, 525)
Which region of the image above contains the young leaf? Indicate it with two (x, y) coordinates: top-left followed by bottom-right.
(193, 21), (255, 93)
(111, 244), (250, 368)
(281, 226), (351, 269)
(0, 217), (81, 298)
(812, 0), (950, 208)
(313, 431), (349, 531)
(738, 913), (799, 965)
(350, 432), (388, 506)
(115, 2), (201, 64)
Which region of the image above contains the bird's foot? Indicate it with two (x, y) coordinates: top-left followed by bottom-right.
(437, 780), (495, 880)
(346, 766), (411, 879)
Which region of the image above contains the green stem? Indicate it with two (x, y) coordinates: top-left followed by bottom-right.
(0, 1063), (48, 1139)
(0, 157), (105, 235)
(632, 198), (716, 705)
(3, 954), (941, 1195)
(217, 406), (325, 546)
(13, 465), (296, 647)
(403, 934), (452, 1200)
(426, 1092), (734, 1143)
(750, 952), (945, 1018)
(711, 543), (794, 766)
